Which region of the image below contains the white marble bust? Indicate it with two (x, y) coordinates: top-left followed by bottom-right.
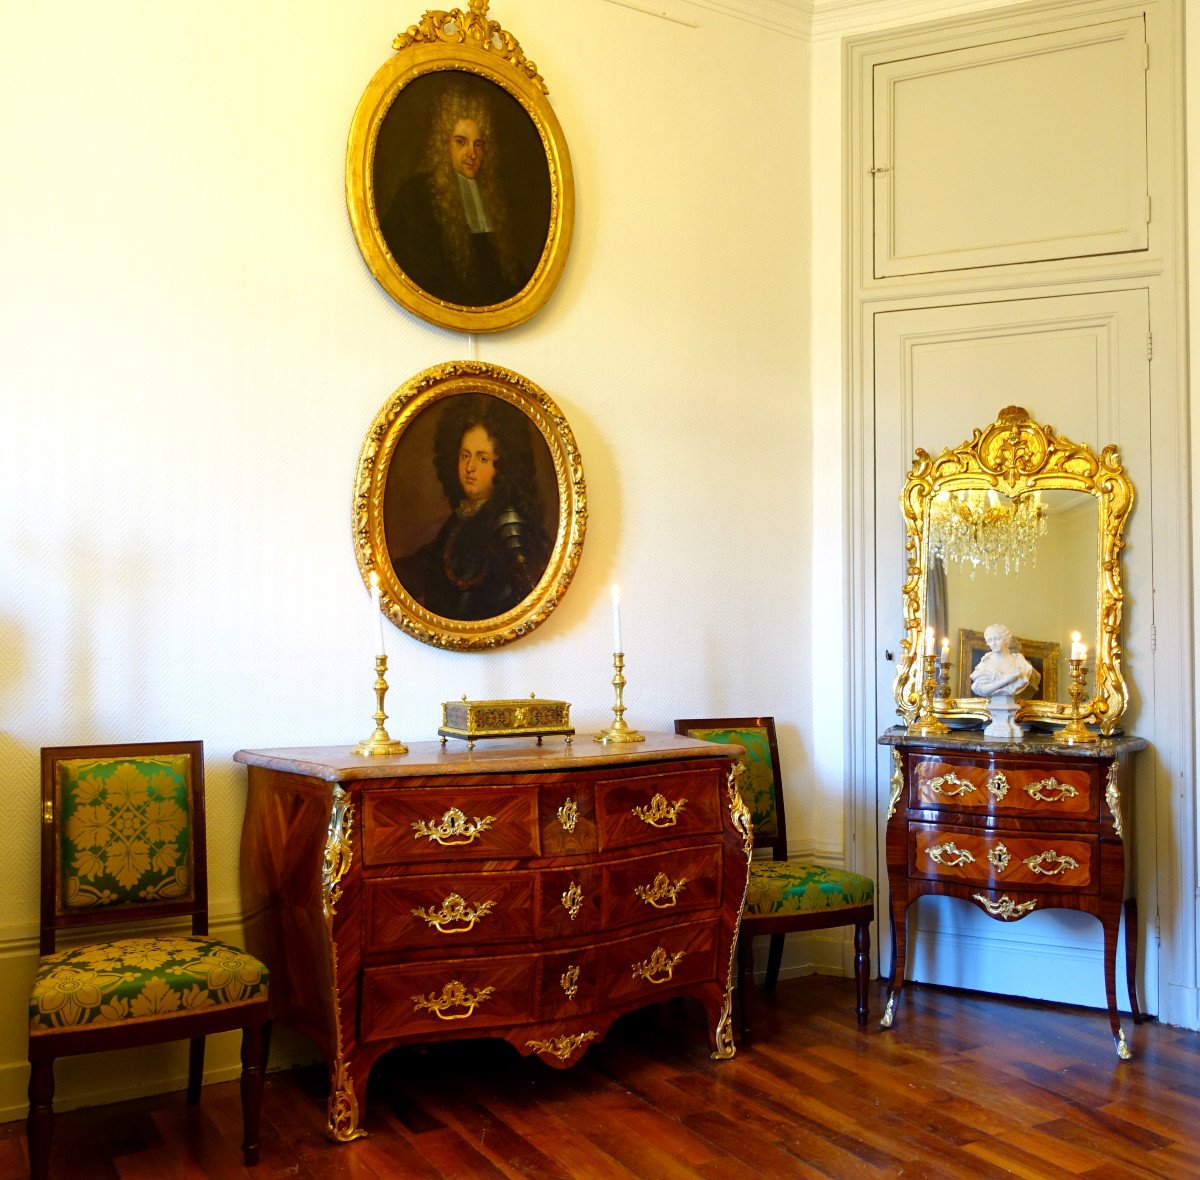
(971, 622), (1041, 740)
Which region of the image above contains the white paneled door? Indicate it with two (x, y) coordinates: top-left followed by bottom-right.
(871, 288), (1156, 1011)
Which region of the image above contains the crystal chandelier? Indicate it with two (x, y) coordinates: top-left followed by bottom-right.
(928, 489), (1046, 578)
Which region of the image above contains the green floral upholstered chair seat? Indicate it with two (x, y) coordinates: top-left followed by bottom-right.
(744, 861), (876, 918)
(31, 935), (268, 1034)
(675, 717), (874, 1037)
(27, 742), (270, 1180)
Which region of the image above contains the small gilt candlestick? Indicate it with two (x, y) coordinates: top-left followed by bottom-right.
(354, 654), (409, 756)
(936, 655), (953, 701)
(594, 652), (644, 744)
(1054, 656), (1097, 745)
(907, 652), (950, 736)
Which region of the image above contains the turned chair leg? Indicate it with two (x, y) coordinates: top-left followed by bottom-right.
(240, 1022), (271, 1166)
(736, 934), (752, 1041)
(853, 918), (871, 1026)
(763, 933), (785, 992)
(27, 1058), (55, 1180)
(187, 1036), (206, 1105)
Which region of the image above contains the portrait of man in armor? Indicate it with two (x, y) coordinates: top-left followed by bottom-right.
(387, 393), (557, 621)
(373, 71), (552, 308)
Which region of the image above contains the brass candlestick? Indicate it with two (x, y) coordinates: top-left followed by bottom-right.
(907, 652), (950, 736)
(594, 652), (644, 744)
(1053, 657), (1097, 745)
(353, 654), (409, 756)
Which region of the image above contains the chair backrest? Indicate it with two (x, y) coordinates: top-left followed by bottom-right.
(39, 741), (208, 955)
(674, 717), (787, 858)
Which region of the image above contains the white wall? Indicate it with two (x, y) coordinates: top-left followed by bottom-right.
(0, 0), (815, 1117)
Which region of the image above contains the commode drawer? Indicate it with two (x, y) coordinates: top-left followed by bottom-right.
(361, 785), (540, 865)
(361, 953), (536, 1039)
(909, 823), (1098, 893)
(595, 765), (724, 851)
(599, 920), (719, 1003)
(603, 845), (722, 930)
(365, 871), (537, 950)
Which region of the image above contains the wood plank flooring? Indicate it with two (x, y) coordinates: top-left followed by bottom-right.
(4, 975), (1200, 1178)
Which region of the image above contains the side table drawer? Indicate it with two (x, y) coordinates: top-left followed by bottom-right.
(362, 786), (540, 865)
(910, 824), (1098, 893)
(362, 953), (536, 1040)
(365, 872), (537, 950)
(596, 766), (723, 851)
(911, 756), (1098, 819)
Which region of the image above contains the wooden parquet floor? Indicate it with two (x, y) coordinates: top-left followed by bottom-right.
(4, 975), (1200, 1179)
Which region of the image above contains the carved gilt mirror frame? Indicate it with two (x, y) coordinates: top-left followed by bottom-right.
(893, 406), (1134, 735)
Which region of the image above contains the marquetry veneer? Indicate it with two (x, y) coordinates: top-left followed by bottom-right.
(878, 728), (1147, 1057)
(235, 735), (750, 1141)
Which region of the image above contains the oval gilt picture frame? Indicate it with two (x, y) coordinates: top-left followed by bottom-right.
(346, 3), (574, 333)
(353, 361), (587, 650)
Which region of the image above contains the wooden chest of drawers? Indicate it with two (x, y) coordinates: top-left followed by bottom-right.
(235, 735), (750, 1140)
(878, 728), (1147, 1057)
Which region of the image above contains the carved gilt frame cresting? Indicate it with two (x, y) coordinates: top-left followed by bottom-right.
(893, 406), (1134, 734)
(346, 1), (574, 332)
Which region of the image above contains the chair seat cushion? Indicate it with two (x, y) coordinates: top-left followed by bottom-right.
(745, 860), (874, 917)
(30, 935), (268, 1035)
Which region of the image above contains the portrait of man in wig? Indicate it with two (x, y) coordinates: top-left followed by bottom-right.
(376, 73), (549, 308)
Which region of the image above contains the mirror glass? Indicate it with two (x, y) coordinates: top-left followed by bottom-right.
(934, 489), (1096, 708)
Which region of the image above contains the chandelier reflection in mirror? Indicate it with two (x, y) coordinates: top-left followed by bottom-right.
(928, 489), (1047, 577)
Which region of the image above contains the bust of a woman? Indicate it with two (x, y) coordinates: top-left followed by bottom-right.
(971, 623), (1041, 699)
(971, 622), (1041, 740)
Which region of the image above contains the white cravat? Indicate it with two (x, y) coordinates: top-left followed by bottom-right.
(456, 174), (492, 234)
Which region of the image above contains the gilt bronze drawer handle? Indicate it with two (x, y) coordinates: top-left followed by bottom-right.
(987, 843), (1011, 873)
(632, 946), (684, 984)
(411, 807), (496, 846)
(1023, 850), (1080, 876)
(634, 872), (689, 909)
(560, 965), (580, 999)
(411, 980), (495, 1020)
(1025, 777), (1079, 803)
(972, 893), (1037, 920)
(632, 793), (687, 828)
(562, 881), (584, 920)
(922, 770), (1009, 800)
(526, 1031), (597, 1060)
(928, 840), (975, 868)
(411, 892), (496, 933)
(557, 798), (579, 832)
(926, 771), (976, 797)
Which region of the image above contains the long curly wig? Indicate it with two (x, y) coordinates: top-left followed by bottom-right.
(423, 81), (523, 291)
(432, 394), (541, 518)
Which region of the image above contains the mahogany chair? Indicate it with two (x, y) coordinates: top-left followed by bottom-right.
(28, 741), (270, 1178)
(674, 717), (874, 1038)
